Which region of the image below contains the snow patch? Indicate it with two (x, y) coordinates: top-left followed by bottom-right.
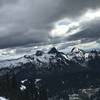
(20, 85), (26, 91)
(0, 97), (8, 100)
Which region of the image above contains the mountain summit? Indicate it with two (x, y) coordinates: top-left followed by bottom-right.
(48, 47), (59, 54)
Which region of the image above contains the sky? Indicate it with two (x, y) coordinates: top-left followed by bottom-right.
(0, 0), (100, 59)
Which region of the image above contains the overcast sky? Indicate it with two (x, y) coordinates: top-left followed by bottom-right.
(0, 0), (100, 59)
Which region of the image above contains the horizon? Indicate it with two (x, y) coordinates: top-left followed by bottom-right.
(0, 0), (100, 60)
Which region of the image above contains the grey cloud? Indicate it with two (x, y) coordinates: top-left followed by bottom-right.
(0, 0), (100, 48)
(0, 0), (62, 48)
(0, 29), (49, 48)
(0, 0), (17, 7)
(53, 0), (100, 19)
(67, 21), (100, 42)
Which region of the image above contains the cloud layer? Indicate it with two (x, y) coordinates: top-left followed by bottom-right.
(0, 0), (100, 60)
(0, 0), (100, 49)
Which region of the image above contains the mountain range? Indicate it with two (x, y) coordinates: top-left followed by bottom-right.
(0, 47), (100, 77)
(0, 47), (100, 100)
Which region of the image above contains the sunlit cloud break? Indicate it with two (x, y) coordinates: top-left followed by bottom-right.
(50, 9), (100, 38)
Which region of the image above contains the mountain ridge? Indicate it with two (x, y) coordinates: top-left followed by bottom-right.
(0, 47), (99, 77)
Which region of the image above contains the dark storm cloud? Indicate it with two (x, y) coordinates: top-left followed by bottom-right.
(0, 0), (100, 48)
(66, 20), (100, 43)
(0, 29), (49, 48)
(58, 0), (100, 18)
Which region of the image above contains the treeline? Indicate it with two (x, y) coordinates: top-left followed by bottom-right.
(88, 50), (100, 68)
(0, 71), (48, 100)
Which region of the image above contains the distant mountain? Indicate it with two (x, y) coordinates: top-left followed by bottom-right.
(35, 50), (44, 56)
(48, 47), (59, 54)
(0, 47), (100, 77)
(68, 47), (86, 65)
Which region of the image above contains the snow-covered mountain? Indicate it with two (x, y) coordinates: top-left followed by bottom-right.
(0, 47), (69, 68)
(0, 47), (100, 77)
(0, 47), (100, 100)
(0, 47), (99, 68)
